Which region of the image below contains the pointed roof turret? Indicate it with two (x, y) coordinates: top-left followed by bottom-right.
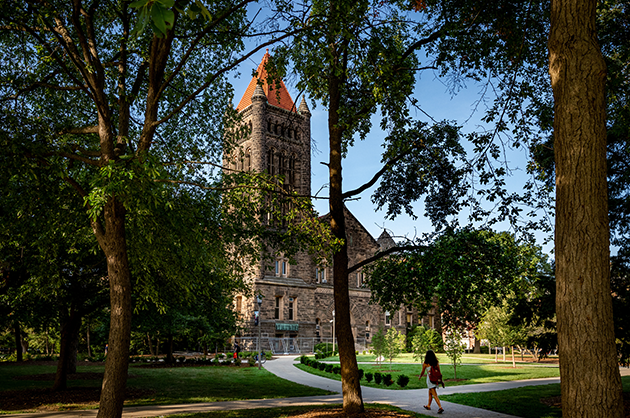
(298, 96), (311, 116)
(236, 50), (296, 112)
(377, 230), (396, 251)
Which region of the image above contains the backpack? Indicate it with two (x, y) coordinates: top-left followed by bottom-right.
(429, 364), (442, 385)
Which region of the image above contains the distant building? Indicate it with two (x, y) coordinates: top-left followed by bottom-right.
(227, 51), (437, 354)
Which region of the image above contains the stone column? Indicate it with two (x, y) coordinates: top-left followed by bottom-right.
(250, 84), (268, 173)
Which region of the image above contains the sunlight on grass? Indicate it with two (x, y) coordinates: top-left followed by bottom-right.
(296, 359), (559, 390)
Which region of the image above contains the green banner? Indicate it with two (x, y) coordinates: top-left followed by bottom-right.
(275, 323), (299, 331)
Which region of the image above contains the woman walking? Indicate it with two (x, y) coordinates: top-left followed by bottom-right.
(418, 350), (444, 414)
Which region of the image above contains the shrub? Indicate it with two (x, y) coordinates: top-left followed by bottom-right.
(299, 355), (308, 364)
(325, 364), (334, 373)
(318, 362), (327, 371)
(332, 365), (341, 374)
(358, 369), (364, 380)
(374, 372), (382, 384)
(383, 374), (394, 386)
(315, 342), (335, 352)
(396, 374), (410, 388)
(365, 372), (373, 383)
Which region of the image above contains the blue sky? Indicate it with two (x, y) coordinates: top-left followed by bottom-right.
(231, 53), (555, 256)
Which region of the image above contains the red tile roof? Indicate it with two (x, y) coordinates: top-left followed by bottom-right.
(236, 50), (296, 113)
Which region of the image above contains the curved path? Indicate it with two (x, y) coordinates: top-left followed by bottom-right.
(9, 356), (626, 418)
(264, 355), (550, 417)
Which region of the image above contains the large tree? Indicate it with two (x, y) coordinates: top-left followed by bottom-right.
(275, 0), (553, 412)
(548, 0), (624, 415)
(0, 2), (306, 416)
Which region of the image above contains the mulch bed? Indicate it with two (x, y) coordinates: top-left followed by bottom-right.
(280, 408), (417, 417)
(541, 392), (630, 417)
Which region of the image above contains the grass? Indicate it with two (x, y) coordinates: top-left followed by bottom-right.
(296, 361), (559, 390)
(0, 363), (332, 410)
(324, 352), (558, 365)
(439, 375), (630, 418)
(163, 403), (423, 418)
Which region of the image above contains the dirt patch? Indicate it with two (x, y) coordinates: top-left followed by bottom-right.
(0, 387), (154, 412)
(272, 407), (419, 417)
(541, 392), (630, 417)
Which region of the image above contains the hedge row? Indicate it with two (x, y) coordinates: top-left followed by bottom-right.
(299, 356), (409, 388)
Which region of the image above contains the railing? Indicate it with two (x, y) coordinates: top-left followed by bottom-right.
(228, 337), (370, 354)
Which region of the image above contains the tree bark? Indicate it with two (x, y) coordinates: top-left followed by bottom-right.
(147, 333), (155, 356)
(96, 197), (133, 418)
(14, 321), (23, 362)
(87, 321), (92, 358)
(473, 338), (481, 354)
(166, 335), (175, 363)
(328, 58), (364, 415)
(549, 0), (624, 416)
(53, 308), (81, 390)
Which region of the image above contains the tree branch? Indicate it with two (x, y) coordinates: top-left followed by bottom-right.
(341, 141), (422, 199)
(348, 244), (425, 274)
(61, 126), (99, 135)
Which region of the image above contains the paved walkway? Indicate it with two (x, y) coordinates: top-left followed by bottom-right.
(6, 357), (628, 418)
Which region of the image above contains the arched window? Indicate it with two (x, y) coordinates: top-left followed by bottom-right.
(245, 148), (251, 171)
(288, 155), (296, 187)
(278, 153), (286, 181)
(267, 148), (276, 176)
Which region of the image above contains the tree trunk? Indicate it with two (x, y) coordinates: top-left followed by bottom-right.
(327, 56), (364, 415)
(96, 197), (133, 418)
(14, 321), (23, 362)
(147, 333), (155, 356)
(549, 0), (624, 416)
(511, 346), (515, 368)
(166, 335), (174, 363)
(53, 308), (82, 390)
(473, 337), (481, 354)
(87, 320), (92, 358)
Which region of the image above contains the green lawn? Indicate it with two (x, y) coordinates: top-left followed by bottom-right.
(440, 375), (630, 418)
(296, 361), (559, 390)
(164, 404), (423, 418)
(0, 363), (332, 412)
(323, 352), (558, 365)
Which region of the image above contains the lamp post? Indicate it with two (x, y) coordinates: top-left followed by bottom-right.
(256, 294), (263, 370)
(332, 309), (335, 354)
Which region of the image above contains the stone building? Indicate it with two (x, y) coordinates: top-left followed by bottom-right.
(228, 52), (436, 354)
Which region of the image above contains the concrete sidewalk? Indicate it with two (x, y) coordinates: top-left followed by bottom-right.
(7, 356), (625, 418)
(265, 355), (528, 418)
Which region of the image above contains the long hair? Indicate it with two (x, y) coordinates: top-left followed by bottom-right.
(424, 350), (438, 367)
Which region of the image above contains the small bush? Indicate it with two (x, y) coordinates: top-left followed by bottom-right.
(365, 372), (373, 383)
(374, 372), (382, 384)
(396, 374), (410, 387)
(299, 355), (308, 364)
(332, 365), (341, 374)
(358, 369), (364, 380)
(383, 374), (393, 386)
(318, 362), (327, 371)
(325, 364), (334, 373)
